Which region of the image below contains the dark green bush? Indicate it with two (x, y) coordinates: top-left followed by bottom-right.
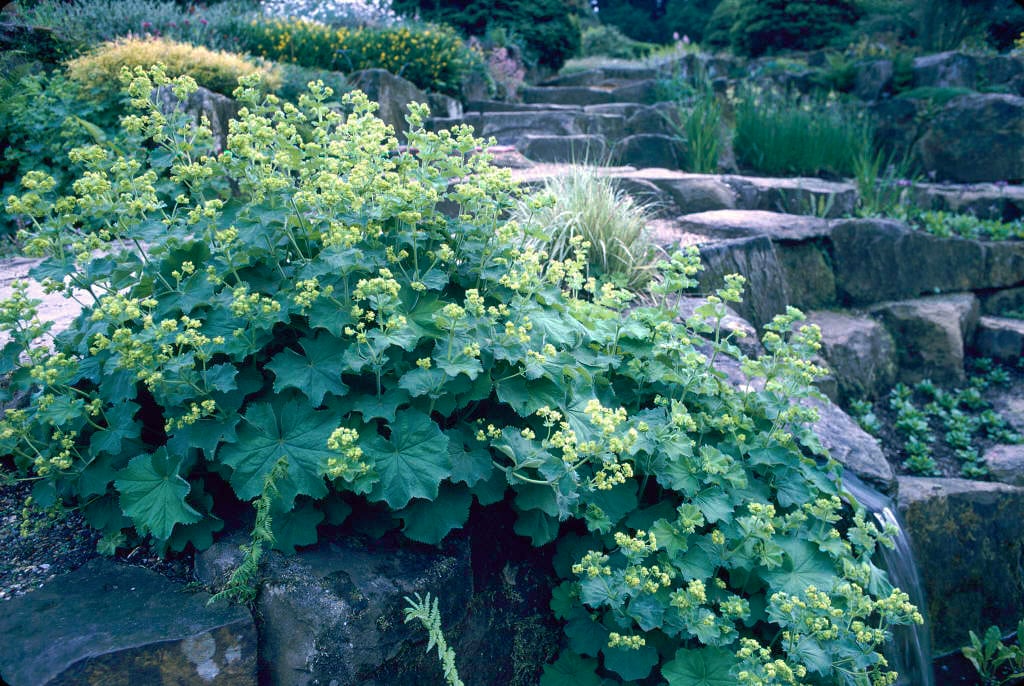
(596, 0), (719, 45)
(731, 0), (862, 57)
(2, 67), (921, 685)
(702, 0), (740, 50)
(390, 0), (581, 72)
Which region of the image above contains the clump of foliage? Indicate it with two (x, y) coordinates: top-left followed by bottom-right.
(911, 211), (1024, 241)
(853, 146), (916, 218)
(963, 619), (1024, 686)
(389, 0), (581, 73)
(11, 0), (251, 55)
(514, 166), (658, 291)
(65, 36), (279, 99)
(595, 0), (720, 45)
(863, 365), (1020, 478)
(732, 87), (869, 178)
(235, 16), (471, 95)
(0, 72), (126, 239)
(580, 24), (655, 60)
(3, 66), (923, 685)
(728, 0), (862, 57)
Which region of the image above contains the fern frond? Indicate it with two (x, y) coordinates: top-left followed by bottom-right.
(403, 592), (465, 686)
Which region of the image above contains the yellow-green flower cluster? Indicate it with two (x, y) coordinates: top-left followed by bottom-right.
(326, 426), (370, 481)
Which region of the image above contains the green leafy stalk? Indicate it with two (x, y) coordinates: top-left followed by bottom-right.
(404, 592), (464, 686)
(209, 456), (288, 605)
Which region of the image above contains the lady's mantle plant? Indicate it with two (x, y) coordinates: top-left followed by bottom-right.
(2, 67), (920, 685)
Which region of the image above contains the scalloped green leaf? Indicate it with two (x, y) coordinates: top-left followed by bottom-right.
(762, 537), (838, 595)
(271, 499), (325, 554)
(267, 333), (349, 405)
(363, 408), (450, 509)
(218, 398), (336, 505)
(540, 651), (602, 686)
(603, 643), (658, 681)
(661, 647), (737, 686)
(399, 483), (472, 544)
(115, 447), (202, 540)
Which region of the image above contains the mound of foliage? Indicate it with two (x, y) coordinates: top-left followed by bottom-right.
(235, 16), (471, 95)
(706, 0), (861, 57)
(65, 36), (279, 99)
(390, 0), (581, 73)
(2, 67), (921, 685)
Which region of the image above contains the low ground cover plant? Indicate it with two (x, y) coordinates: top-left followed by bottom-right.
(962, 620), (1024, 686)
(0, 67), (924, 685)
(851, 361), (1021, 477)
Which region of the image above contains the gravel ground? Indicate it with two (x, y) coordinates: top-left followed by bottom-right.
(0, 470), (194, 601)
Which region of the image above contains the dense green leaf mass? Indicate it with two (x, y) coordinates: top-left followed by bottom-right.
(1, 68), (921, 686)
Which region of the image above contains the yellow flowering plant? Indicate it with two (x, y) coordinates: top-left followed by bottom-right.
(2, 67), (920, 685)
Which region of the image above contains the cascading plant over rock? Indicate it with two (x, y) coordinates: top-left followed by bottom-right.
(1, 66), (921, 685)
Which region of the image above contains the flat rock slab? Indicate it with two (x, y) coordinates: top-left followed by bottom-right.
(696, 235), (789, 330)
(910, 181), (1024, 221)
(676, 209), (832, 241)
(971, 315), (1024, 362)
(804, 310), (897, 402)
(897, 476), (1024, 654)
(984, 444), (1024, 487)
(721, 176), (857, 218)
(0, 558), (257, 686)
(869, 293), (979, 385)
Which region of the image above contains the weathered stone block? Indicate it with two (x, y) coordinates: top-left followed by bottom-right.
(984, 444), (1024, 487)
(806, 396), (896, 494)
(519, 134), (607, 163)
(0, 559), (257, 686)
(971, 315), (1024, 362)
(612, 133), (685, 169)
(897, 476), (1024, 654)
(869, 293), (979, 385)
(349, 69), (428, 136)
(805, 311), (897, 402)
(697, 235), (789, 330)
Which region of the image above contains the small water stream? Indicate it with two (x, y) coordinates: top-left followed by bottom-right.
(842, 473), (935, 686)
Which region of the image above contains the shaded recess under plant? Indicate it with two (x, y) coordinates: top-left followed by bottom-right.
(2, 67), (923, 685)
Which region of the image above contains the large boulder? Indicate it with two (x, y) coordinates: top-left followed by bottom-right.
(675, 210), (836, 310)
(898, 476), (1024, 654)
(971, 315), (1024, 363)
(853, 59), (893, 101)
(869, 293), (979, 385)
(911, 51), (979, 89)
(0, 559), (257, 686)
(197, 535), (473, 686)
(807, 396), (896, 494)
(804, 311), (897, 402)
(349, 68), (428, 136)
(914, 93), (1024, 183)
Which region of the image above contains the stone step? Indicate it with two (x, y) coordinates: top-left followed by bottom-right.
(520, 81), (660, 107)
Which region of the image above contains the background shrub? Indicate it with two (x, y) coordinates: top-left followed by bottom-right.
(11, 0), (251, 55)
(260, 0), (399, 28)
(65, 36), (277, 98)
(235, 17), (471, 95)
(580, 24), (655, 59)
(730, 0), (862, 57)
(594, 0), (719, 45)
(389, 0), (582, 73)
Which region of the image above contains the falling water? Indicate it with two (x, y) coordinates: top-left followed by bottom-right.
(842, 473), (934, 686)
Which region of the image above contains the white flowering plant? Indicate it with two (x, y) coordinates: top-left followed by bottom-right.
(2, 67), (920, 686)
(261, 0), (400, 28)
